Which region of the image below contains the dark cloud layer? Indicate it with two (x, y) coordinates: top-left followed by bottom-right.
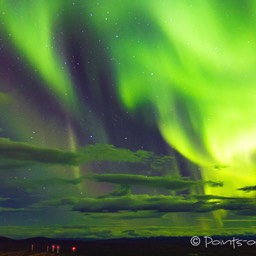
(237, 185), (256, 192)
(0, 138), (81, 168)
(0, 138), (176, 173)
(72, 195), (256, 214)
(87, 173), (197, 191)
(38, 193), (256, 217)
(16, 177), (84, 191)
(72, 195), (198, 213)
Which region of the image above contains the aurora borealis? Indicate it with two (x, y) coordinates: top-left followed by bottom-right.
(1, 0), (256, 240)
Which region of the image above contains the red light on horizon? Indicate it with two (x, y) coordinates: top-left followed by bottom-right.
(72, 246), (76, 252)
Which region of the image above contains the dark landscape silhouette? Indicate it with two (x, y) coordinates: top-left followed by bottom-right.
(1, 236), (256, 256)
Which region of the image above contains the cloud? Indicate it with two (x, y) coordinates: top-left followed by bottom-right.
(0, 207), (33, 212)
(86, 173), (222, 191)
(83, 211), (165, 220)
(37, 192), (255, 216)
(15, 177), (84, 191)
(73, 195), (256, 214)
(216, 198), (256, 211)
(195, 197), (256, 215)
(80, 144), (143, 163)
(0, 138), (81, 169)
(0, 206), (37, 213)
(12, 173), (190, 194)
(204, 180), (223, 187)
(87, 174), (196, 191)
(80, 144), (177, 173)
(33, 197), (81, 208)
(0, 188), (38, 209)
(72, 195), (201, 213)
(0, 160), (36, 170)
(18, 180), (256, 220)
(35, 195), (198, 213)
(98, 185), (131, 198)
(0, 139), (177, 173)
(118, 210), (166, 219)
(237, 185), (256, 192)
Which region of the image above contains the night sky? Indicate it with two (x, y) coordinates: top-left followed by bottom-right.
(1, 0), (256, 239)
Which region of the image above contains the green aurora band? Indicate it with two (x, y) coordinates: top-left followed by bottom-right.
(0, 0), (78, 112)
(87, 0), (256, 196)
(1, 0), (256, 198)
